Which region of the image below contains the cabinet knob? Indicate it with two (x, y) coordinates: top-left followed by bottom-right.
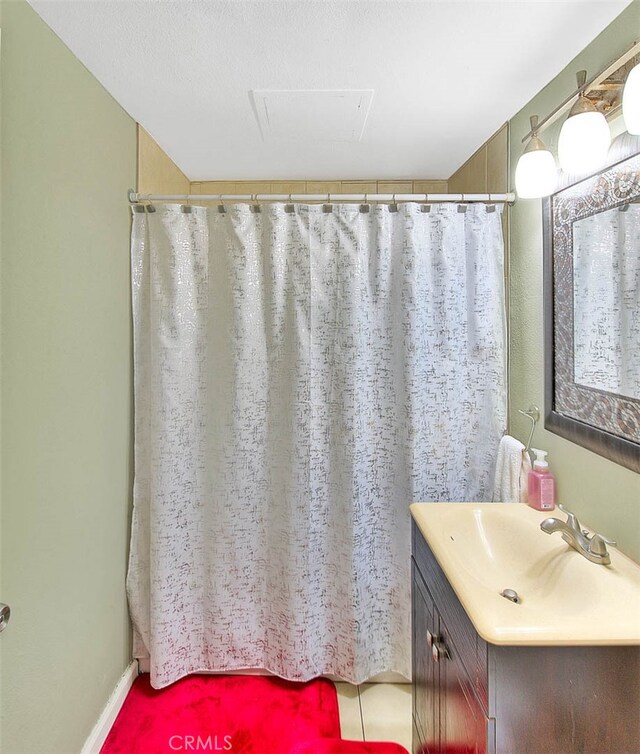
(427, 630), (443, 647)
(432, 638), (449, 663)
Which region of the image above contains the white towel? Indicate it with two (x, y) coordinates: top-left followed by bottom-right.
(492, 435), (532, 503)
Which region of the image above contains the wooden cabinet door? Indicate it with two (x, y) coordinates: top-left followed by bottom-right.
(438, 621), (491, 754)
(412, 563), (439, 754)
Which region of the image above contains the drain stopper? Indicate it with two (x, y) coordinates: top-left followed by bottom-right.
(500, 588), (520, 604)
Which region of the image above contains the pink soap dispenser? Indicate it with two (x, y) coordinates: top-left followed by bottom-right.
(528, 449), (556, 511)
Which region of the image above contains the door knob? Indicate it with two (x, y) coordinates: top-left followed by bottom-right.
(0, 603), (10, 632)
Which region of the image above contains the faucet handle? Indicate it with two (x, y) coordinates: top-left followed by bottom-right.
(558, 503), (581, 533)
(589, 533), (617, 557)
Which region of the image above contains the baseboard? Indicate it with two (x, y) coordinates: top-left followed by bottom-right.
(80, 660), (138, 754)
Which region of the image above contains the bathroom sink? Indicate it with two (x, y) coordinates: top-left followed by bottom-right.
(410, 502), (640, 645)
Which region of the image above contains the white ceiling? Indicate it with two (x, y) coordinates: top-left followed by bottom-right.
(27, 0), (632, 181)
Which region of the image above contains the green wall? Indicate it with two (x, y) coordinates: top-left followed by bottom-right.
(0, 1), (136, 752)
(509, 1), (640, 562)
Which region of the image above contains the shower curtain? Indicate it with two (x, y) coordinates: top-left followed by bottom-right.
(127, 202), (506, 689)
(573, 205), (640, 399)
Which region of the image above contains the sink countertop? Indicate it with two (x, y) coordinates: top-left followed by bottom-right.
(410, 502), (640, 646)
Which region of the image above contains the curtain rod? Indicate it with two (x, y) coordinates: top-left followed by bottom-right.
(128, 190), (516, 205)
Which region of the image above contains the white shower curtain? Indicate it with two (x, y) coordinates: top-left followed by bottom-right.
(127, 202), (506, 689)
(573, 205), (640, 399)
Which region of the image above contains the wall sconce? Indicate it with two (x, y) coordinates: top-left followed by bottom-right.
(558, 71), (610, 174)
(515, 41), (640, 200)
(515, 116), (557, 198)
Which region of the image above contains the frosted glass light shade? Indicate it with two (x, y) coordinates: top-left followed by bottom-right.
(623, 63), (640, 135)
(515, 149), (556, 198)
(558, 111), (610, 174)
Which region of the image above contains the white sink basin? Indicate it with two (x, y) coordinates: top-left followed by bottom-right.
(410, 502), (640, 645)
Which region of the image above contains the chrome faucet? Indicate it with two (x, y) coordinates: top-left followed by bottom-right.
(540, 504), (616, 565)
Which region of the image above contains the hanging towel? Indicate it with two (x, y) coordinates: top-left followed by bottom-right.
(492, 435), (532, 503)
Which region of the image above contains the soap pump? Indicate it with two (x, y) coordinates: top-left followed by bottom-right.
(528, 448), (556, 511)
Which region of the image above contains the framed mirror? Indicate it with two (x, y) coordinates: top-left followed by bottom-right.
(543, 152), (640, 473)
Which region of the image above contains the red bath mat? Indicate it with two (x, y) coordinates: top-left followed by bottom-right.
(100, 674), (408, 754)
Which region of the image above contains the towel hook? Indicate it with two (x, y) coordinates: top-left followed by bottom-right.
(518, 405), (540, 452)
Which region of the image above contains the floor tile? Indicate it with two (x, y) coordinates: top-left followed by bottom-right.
(334, 682), (364, 741)
(366, 671), (410, 684)
(359, 683), (412, 752)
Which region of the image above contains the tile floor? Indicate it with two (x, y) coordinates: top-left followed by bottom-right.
(334, 682), (412, 752)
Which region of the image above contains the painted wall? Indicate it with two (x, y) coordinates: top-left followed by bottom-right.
(138, 125), (190, 195)
(0, 1), (137, 752)
(448, 124), (509, 196)
(509, 1), (640, 561)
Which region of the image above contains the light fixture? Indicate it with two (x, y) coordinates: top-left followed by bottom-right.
(517, 43), (640, 200)
(558, 71), (610, 175)
(622, 62), (640, 135)
(515, 116), (557, 198)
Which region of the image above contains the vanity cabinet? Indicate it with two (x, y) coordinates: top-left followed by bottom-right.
(412, 520), (640, 754)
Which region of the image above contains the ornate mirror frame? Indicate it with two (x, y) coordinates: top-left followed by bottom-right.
(543, 153), (640, 474)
